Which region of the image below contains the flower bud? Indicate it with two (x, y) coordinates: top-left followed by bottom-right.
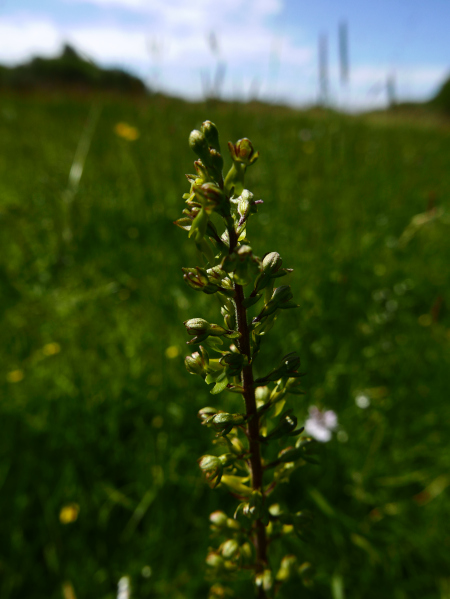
(210, 510), (228, 527)
(209, 323), (236, 337)
(283, 352), (301, 373)
(194, 159), (210, 182)
(276, 555), (298, 582)
(262, 252), (282, 275)
(220, 539), (239, 559)
(184, 318), (210, 336)
(189, 129), (211, 163)
(222, 244), (260, 286)
(236, 189), (255, 224)
(198, 455), (223, 487)
(206, 552), (224, 569)
(188, 206), (209, 243)
(201, 120), (221, 151)
(204, 413), (247, 436)
(185, 351), (206, 376)
(255, 569), (273, 592)
(194, 183), (229, 217)
(198, 406), (218, 421)
(230, 436), (245, 454)
(209, 148), (224, 174)
(220, 474), (252, 496)
(218, 452), (238, 467)
(182, 266), (220, 295)
(208, 583), (233, 598)
(224, 138), (259, 196)
(271, 285), (294, 305)
(247, 490), (263, 518)
(253, 285), (297, 323)
(220, 352), (246, 377)
(255, 386), (270, 404)
(226, 517), (240, 531)
(228, 138), (259, 166)
(239, 542), (253, 564)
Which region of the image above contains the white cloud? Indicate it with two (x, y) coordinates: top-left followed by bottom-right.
(0, 19), (62, 64)
(69, 27), (148, 62)
(67, 0), (282, 17)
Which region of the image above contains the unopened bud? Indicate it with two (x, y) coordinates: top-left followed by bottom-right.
(271, 285), (293, 305)
(220, 539), (239, 559)
(262, 252), (282, 275)
(229, 138), (259, 166)
(182, 267), (218, 294)
(247, 490), (263, 518)
(198, 455), (223, 487)
(184, 318), (210, 336)
(206, 552), (224, 568)
(253, 285), (297, 324)
(283, 352), (301, 372)
(198, 406), (218, 421)
(220, 352), (246, 377)
(218, 453), (237, 467)
(240, 542), (253, 564)
(237, 190), (253, 222)
(208, 584), (233, 599)
(189, 130), (210, 163)
(276, 555), (298, 582)
(201, 120), (221, 151)
(185, 352), (206, 375)
(210, 510), (228, 527)
(255, 569), (273, 592)
(209, 148), (224, 174)
(194, 183), (228, 216)
(205, 413), (246, 435)
(230, 436), (245, 454)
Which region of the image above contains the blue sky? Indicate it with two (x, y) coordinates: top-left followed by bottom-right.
(1, 0), (449, 110)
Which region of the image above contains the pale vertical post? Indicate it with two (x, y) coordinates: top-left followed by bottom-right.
(319, 33), (329, 106)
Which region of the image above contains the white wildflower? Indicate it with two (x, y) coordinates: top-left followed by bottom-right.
(355, 394), (370, 409)
(304, 406), (338, 442)
(117, 577), (130, 599)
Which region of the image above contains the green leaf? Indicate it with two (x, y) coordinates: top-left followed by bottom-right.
(279, 301), (299, 310)
(189, 207), (208, 242)
(242, 294), (262, 308)
(211, 378), (229, 394)
(273, 399), (286, 417)
(224, 331), (240, 339)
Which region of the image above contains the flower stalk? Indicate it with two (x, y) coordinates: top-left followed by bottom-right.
(175, 121), (317, 598)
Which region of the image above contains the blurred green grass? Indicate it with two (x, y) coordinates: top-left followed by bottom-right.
(1, 94), (449, 599)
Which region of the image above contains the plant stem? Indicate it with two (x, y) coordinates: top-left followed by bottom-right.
(234, 283), (268, 584)
(228, 216), (268, 595)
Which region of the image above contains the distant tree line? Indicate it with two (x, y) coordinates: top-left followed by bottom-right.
(430, 76), (450, 115)
(0, 44), (147, 94)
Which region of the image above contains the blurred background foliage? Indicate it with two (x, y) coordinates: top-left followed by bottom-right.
(1, 92), (450, 599)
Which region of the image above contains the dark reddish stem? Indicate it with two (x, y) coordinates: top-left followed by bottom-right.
(228, 222), (268, 593)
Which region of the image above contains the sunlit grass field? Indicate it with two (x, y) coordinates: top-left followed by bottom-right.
(1, 93), (450, 599)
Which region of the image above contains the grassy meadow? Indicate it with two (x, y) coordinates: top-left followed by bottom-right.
(1, 93), (450, 599)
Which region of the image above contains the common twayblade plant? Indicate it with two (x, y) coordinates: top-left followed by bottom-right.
(175, 121), (317, 598)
